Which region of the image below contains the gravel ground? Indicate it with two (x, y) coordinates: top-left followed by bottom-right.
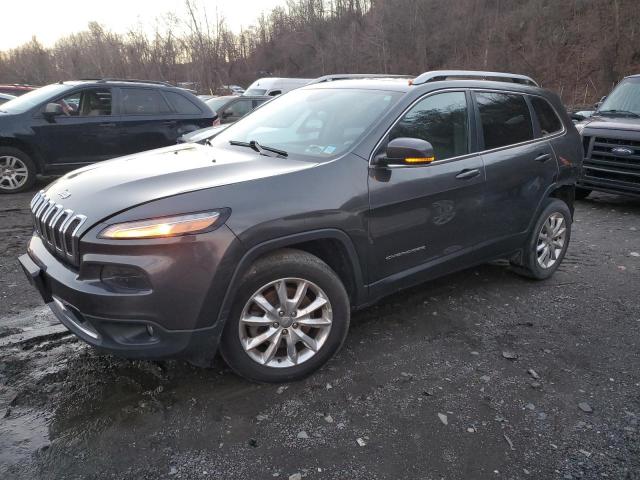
(0, 184), (639, 480)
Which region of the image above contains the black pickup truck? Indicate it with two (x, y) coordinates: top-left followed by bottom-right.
(575, 74), (640, 199)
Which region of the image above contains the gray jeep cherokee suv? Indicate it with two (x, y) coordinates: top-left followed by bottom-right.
(19, 71), (582, 382)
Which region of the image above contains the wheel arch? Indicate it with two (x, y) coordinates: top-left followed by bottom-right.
(0, 137), (44, 173)
(216, 229), (366, 328)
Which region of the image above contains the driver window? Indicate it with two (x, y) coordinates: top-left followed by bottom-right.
(54, 88), (112, 117)
(229, 99), (253, 117)
(389, 91), (469, 160)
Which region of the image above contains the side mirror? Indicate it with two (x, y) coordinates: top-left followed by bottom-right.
(221, 108), (233, 119)
(373, 137), (436, 167)
(43, 102), (63, 119)
(594, 96), (606, 110)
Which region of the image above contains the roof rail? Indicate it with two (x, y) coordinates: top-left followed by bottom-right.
(308, 73), (413, 85)
(79, 78), (176, 87)
(411, 70), (538, 87)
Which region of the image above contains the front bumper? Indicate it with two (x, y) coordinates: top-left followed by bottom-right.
(19, 225), (242, 363)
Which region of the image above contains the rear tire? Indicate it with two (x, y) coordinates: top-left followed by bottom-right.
(511, 198), (572, 280)
(220, 249), (350, 383)
(0, 147), (37, 194)
(575, 187), (591, 200)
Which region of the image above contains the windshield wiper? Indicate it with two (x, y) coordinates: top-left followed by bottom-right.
(597, 109), (640, 118)
(229, 140), (288, 157)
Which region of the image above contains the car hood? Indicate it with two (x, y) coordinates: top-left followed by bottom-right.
(580, 115), (640, 133)
(42, 143), (317, 223)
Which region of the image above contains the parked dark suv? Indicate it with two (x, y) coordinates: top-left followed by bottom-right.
(19, 71), (582, 382)
(575, 74), (640, 199)
(0, 79), (214, 193)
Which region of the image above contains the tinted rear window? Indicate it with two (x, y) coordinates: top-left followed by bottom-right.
(165, 91), (202, 115)
(122, 88), (171, 115)
(531, 96), (563, 136)
(476, 92), (533, 149)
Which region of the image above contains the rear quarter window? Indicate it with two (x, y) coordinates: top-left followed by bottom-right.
(165, 91), (202, 115)
(476, 92), (534, 150)
(530, 96), (563, 136)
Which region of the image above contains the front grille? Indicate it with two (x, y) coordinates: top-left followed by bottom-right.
(30, 191), (87, 265)
(581, 136), (640, 194)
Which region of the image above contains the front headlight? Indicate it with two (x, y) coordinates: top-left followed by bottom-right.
(99, 211), (221, 239)
(575, 122), (586, 135)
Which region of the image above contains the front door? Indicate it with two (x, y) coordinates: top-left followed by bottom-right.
(31, 87), (119, 167)
(221, 98), (255, 124)
(368, 90), (486, 283)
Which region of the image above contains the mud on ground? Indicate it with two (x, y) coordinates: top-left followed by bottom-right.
(1, 185), (639, 479)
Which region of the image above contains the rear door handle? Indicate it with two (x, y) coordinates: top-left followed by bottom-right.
(534, 153), (552, 163)
(162, 120), (177, 126)
(99, 122), (116, 127)
(455, 168), (481, 180)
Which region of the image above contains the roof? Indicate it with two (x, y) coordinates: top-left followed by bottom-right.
(305, 78), (411, 92)
(63, 79), (186, 89)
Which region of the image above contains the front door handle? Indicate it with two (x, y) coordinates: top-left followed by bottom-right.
(455, 168), (481, 180)
(162, 120), (177, 126)
(99, 122), (116, 127)
(534, 153), (552, 163)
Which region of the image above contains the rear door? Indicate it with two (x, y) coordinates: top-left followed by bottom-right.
(162, 90), (210, 137)
(116, 87), (175, 155)
(31, 87), (120, 166)
(368, 90), (486, 282)
(474, 90), (558, 244)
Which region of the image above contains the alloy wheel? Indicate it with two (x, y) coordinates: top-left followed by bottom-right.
(536, 212), (566, 269)
(239, 278), (333, 368)
(0, 156), (29, 191)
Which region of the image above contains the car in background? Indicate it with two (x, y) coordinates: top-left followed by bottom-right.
(0, 93), (16, 105)
(575, 74), (640, 199)
(205, 95), (270, 126)
(0, 78), (214, 193)
(244, 78), (310, 96)
(0, 84), (38, 96)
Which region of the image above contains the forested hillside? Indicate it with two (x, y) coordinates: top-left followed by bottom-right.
(1, 0), (639, 105)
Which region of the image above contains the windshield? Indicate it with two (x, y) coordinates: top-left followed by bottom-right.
(245, 88), (267, 96)
(0, 84), (70, 113)
(211, 88), (402, 159)
(598, 78), (640, 116)
(206, 96), (234, 113)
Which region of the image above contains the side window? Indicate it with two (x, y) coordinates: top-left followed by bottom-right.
(55, 88), (112, 116)
(531, 96), (563, 136)
(268, 90), (282, 96)
(164, 91), (202, 115)
(476, 92), (533, 149)
(253, 99), (267, 108)
(121, 88), (172, 115)
(229, 99), (253, 117)
(389, 91), (469, 160)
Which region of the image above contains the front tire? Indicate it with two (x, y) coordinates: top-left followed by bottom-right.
(511, 198), (572, 280)
(220, 249), (350, 383)
(0, 147), (37, 194)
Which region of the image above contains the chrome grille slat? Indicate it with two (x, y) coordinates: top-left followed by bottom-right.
(583, 137), (640, 190)
(28, 190), (86, 266)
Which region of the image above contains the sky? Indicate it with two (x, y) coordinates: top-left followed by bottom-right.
(0, 0), (287, 51)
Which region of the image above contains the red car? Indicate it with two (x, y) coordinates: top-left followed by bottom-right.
(0, 84), (38, 96)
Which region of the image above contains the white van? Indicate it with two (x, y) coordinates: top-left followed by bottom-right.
(244, 78), (311, 97)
